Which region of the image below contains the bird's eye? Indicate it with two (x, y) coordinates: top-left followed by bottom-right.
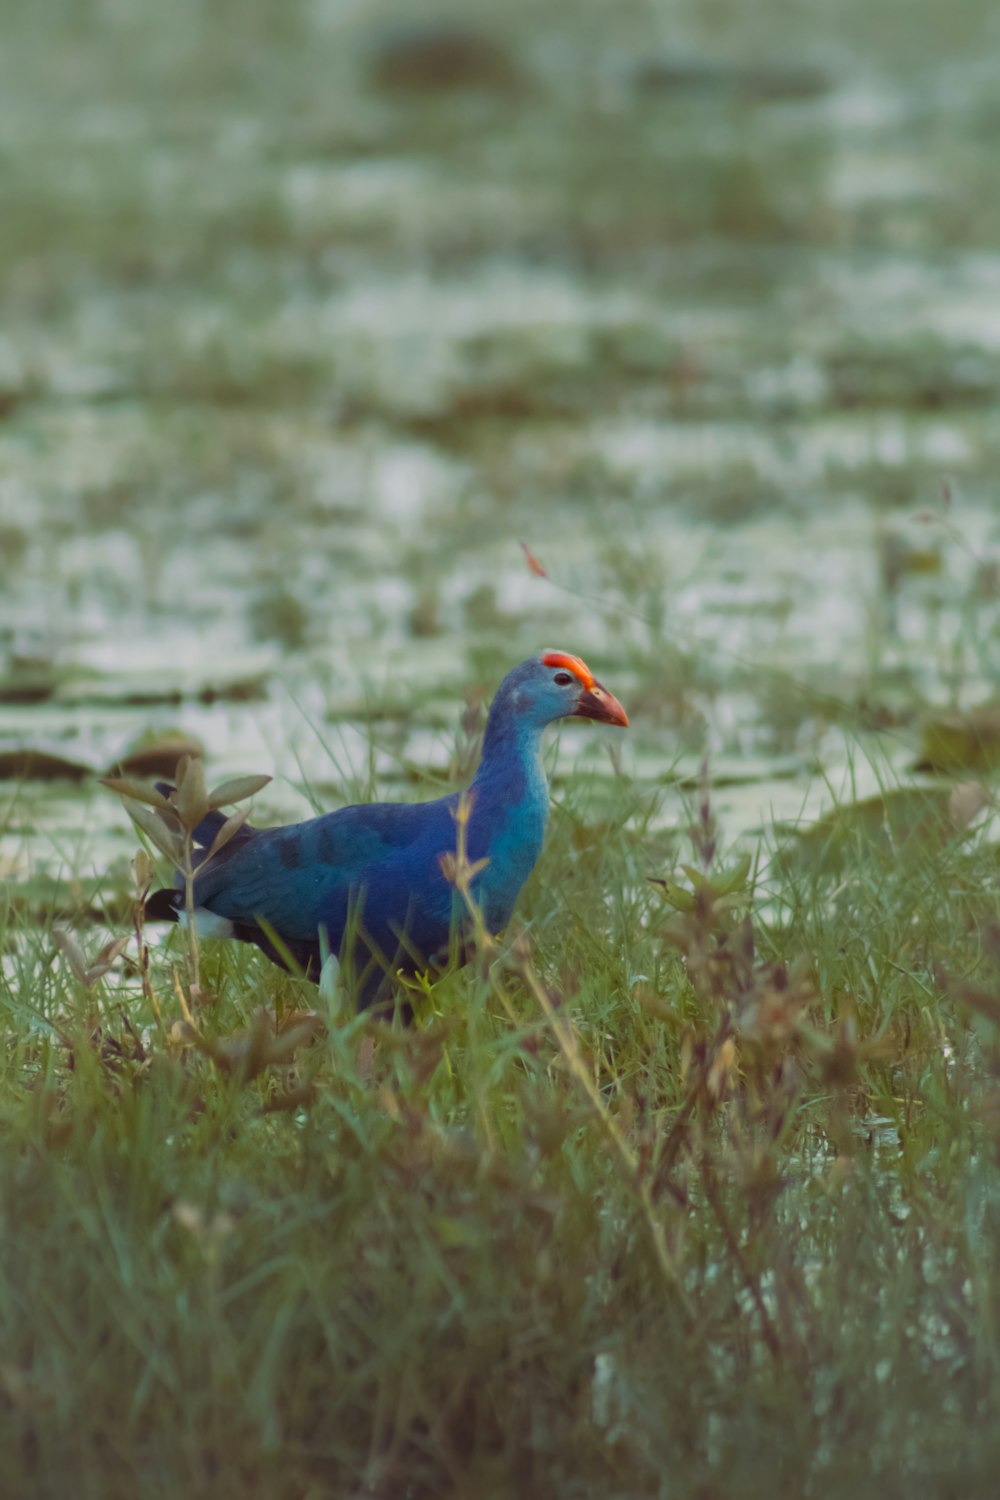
(553, 671), (574, 686)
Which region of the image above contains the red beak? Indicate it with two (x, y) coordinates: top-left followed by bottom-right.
(571, 679), (629, 728)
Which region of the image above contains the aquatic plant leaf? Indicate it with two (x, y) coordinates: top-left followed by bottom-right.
(111, 733), (204, 780)
(785, 787), (964, 875)
(0, 749), (91, 782)
(917, 705), (1000, 773)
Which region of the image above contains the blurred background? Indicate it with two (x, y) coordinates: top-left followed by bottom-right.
(2, 0), (1000, 891)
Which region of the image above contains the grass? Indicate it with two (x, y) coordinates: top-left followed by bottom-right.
(2, 756), (1000, 1498)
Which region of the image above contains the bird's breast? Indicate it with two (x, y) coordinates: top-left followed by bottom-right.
(466, 763), (548, 930)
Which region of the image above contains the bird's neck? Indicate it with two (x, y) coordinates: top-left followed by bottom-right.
(470, 710), (549, 828)
(464, 709), (550, 924)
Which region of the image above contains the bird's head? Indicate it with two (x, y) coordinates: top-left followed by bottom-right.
(497, 649), (629, 730)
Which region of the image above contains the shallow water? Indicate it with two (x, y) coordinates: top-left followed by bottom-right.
(2, 0), (999, 900)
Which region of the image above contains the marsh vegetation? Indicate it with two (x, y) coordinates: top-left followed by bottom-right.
(2, 0), (1000, 1494)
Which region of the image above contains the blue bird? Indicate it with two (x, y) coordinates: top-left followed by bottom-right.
(144, 650), (628, 1012)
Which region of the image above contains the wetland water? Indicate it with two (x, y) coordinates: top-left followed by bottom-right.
(2, 0), (999, 913)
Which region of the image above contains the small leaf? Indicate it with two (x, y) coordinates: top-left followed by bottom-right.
(173, 756), (209, 831)
(206, 773), (271, 811)
(91, 935), (130, 971)
(101, 936), (131, 963)
(99, 776), (172, 810)
(53, 930), (88, 983)
(201, 806), (251, 864)
(125, 802), (185, 863)
(648, 878), (696, 912)
(131, 849), (155, 897)
(666, 884), (696, 912)
(520, 541), (549, 579)
(712, 852), (752, 897)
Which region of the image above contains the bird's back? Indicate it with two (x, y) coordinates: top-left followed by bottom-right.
(194, 793), (462, 944)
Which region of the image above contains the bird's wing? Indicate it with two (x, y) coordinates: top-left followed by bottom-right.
(192, 795), (460, 942)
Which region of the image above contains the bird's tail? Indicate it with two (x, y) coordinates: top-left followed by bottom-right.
(153, 782), (253, 853)
(142, 781), (257, 924)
